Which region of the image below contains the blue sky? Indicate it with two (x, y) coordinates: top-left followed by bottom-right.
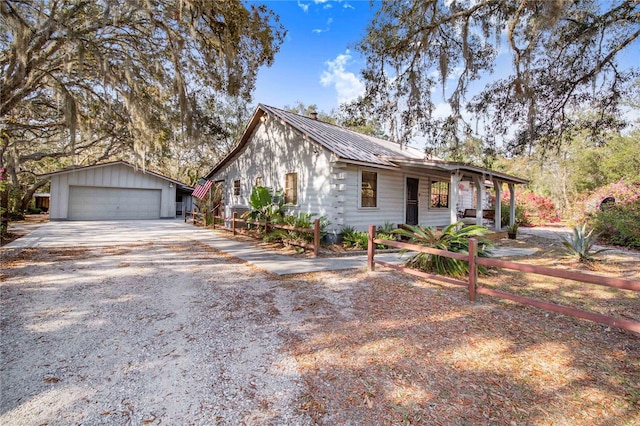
(250, 0), (640, 126)
(251, 0), (376, 113)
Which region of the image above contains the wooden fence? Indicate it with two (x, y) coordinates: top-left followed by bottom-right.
(186, 210), (321, 256)
(367, 225), (640, 334)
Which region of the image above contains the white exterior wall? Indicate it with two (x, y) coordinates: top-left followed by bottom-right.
(212, 118), (335, 230)
(337, 165), (453, 232)
(210, 119), (458, 234)
(50, 163), (176, 220)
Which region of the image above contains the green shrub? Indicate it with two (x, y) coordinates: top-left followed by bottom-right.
(500, 202), (529, 227)
(8, 211), (25, 221)
(268, 213), (330, 244)
(392, 222), (493, 278)
(589, 200), (640, 249)
(243, 186), (284, 223)
(375, 232), (394, 249)
(263, 229), (288, 243)
(341, 226), (368, 249)
(377, 221), (395, 234)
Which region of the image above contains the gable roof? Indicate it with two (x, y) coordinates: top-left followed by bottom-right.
(206, 104), (527, 185)
(260, 104), (426, 167)
(43, 160), (194, 190)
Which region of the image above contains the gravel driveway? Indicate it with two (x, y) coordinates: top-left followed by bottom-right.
(0, 221), (312, 425)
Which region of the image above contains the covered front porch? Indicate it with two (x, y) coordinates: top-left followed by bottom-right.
(390, 158), (528, 231)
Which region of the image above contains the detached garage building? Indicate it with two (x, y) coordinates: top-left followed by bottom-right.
(47, 161), (194, 221)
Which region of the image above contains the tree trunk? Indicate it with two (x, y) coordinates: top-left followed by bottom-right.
(20, 179), (49, 212)
(0, 166), (8, 237)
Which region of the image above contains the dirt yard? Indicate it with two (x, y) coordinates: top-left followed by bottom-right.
(1, 221), (638, 425)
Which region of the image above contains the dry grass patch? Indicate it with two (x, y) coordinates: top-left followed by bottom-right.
(285, 269), (639, 425)
(483, 236), (640, 324)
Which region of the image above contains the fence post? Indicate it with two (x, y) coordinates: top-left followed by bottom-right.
(184, 207), (187, 223)
(368, 225), (376, 272)
(468, 238), (478, 302)
(313, 219), (320, 257)
(232, 212), (237, 236)
(265, 220), (270, 237)
(212, 214), (216, 230)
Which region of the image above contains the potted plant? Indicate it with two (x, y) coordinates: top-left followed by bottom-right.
(506, 222), (519, 239)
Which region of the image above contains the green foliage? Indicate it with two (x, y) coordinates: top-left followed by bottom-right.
(571, 131), (640, 193)
(1, 1), (284, 217)
(500, 202), (529, 228)
(374, 232), (395, 249)
(263, 229), (288, 243)
(377, 221), (396, 235)
(590, 200), (640, 249)
(506, 222), (519, 234)
(561, 225), (610, 263)
(263, 213), (330, 245)
(352, 1), (636, 154)
(341, 226), (369, 250)
(392, 222), (492, 278)
(243, 186), (285, 223)
(372, 222), (397, 249)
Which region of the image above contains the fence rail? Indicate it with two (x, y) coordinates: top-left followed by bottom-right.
(186, 211), (320, 256)
(367, 225), (640, 334)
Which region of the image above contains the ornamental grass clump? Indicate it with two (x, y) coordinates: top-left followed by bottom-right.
(392, 222), (493, 278)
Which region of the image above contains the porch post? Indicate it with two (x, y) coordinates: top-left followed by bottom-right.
(508, 183), (516, 227)
(473, 174), (484, 226)
(450, 172), (460, 225)
(493, 180), (502, 231)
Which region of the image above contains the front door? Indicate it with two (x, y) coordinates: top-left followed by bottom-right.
(406, 177), (419, 225)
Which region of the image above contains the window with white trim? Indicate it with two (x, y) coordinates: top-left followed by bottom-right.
(361, 170), (378, 208)
(285, 172), (297, 204)
(430, 180), (449, 208)
(233, 179), (241, 196)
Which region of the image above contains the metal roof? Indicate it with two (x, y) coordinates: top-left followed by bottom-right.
(42, 160), (195, 190)
(206, 104), (527, 185)
(260, 104), (425, 167)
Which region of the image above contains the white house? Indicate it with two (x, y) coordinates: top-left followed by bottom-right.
(46, 161), (194, 220)
(205, 104), (526, 239)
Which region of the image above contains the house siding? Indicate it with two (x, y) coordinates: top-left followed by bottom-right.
(212, 117), (335, 230)
(49, 163), (176, 220)
(335, 165), (454, 232)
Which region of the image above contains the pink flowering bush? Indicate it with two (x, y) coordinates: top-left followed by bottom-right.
(519, 192), (561, 224)
(574, 179), (640, 249)
(495, 190), (559, 226)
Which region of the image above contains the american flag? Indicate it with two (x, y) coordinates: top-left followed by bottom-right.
(192, 179), (213, 200)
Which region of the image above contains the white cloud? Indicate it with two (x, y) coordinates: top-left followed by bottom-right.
(297, 1), (309, 13)
(312, 18), (333, 34)
(343, 3), (355, 10)
(320, 50), (365, 104)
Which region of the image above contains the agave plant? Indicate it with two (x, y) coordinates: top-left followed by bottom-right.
(561, 224), (609, 263)
(392, 222), (493, 278)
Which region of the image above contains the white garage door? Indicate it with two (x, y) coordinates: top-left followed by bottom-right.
(68, 186), (161, 220)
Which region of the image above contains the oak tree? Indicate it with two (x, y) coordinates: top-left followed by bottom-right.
(352, 0), (640, 155)
(0, 0), (284, 215)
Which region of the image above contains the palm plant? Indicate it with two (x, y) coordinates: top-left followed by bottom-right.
(242, 186), (284, 223)
(392, 222), (493, 277)
(561, 224), (609, 263)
